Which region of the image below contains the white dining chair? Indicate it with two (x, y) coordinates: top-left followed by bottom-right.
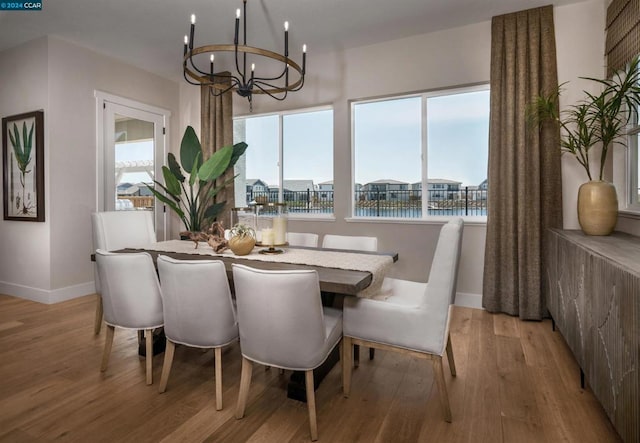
(322, 234), (378, 252)
(91, 211), (156, 335)
(286, 232), (319, 248)
(232, 264), (343, 441)
(342, 218), (464, 422)
(156, 256), (239, 410)
(95, 249), (164, 385)
(321, 233), (378, 362)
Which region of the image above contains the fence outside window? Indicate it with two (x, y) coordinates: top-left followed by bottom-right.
(245, 188), (487, 217)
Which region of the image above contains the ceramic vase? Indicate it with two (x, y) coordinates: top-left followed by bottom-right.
(577, 180), (618, 236)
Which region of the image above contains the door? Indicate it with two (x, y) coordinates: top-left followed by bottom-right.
(98, 96), (168, 241)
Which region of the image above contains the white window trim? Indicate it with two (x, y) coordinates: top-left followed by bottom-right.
(350, 83), (489, 221)
(233, 105), (334, 217)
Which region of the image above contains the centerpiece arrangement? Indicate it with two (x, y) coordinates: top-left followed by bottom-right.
(530, 57), (640, 235)
(227, 223), (256, 256)
(146, 125), (247, 242)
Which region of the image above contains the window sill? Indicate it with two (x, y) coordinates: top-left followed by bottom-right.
(289, 214), (336, 222)
(619, 210), (640, 220)
(345, 216), (487, 226)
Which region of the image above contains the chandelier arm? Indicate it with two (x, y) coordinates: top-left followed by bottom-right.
(235, 46), (247, 84)
(254, 82), (289, 101)
(186, 52), (212, 77)
(207, 81), (238, 97)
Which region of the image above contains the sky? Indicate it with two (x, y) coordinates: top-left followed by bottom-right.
(238, 89), (489, 188)
(115, 89), (490, 190)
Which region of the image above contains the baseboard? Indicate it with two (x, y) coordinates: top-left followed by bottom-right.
(0, 280), (96, 304)
(454, 292), (483, 309)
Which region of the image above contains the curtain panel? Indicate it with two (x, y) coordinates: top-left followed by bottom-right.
(201, 76), (234, 228)
(482, 5), (562, 320)
(606, 0), (640, 77)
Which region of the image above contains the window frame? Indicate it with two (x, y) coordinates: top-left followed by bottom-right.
(233, 105), (334, 218)
(350, 83), (490, 221)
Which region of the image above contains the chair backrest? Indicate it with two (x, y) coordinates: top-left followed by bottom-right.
(91, 211), (156, 251)
(232, 264), (327, 370)
(95, 250), (163, 329)
(286, 232), (319, 248)
(157, 256), (238, 348)
(321, 234), (378, 252)
(424, 218), (465, 307)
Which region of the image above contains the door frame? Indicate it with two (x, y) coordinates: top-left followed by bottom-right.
(94, 91), (171, 241)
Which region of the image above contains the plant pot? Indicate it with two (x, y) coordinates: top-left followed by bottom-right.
(577, 180), (618, 236)
(228, 236), (256, 256)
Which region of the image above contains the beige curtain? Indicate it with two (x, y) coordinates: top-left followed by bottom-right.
(482, 5), (562, 320)
(606, 0), (640, 77)
(201, 75), (234, 229)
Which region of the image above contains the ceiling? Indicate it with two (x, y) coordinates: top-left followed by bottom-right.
(0, 0), (588, 82)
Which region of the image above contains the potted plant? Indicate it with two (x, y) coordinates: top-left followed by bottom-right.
(146, 126), (247, 236)
(530, 57), (640, 235)
(228, 223), (256, 256)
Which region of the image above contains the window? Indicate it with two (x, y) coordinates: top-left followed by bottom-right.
(352, 85), (489, 218)
(625, 119), (640, 211)
(233, 107), (333, 215)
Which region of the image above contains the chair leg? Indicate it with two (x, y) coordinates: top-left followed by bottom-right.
(94, 295), (103, 335)
(342, 336), (352, 397)
(446, 334), (456, 377)
(432, 357), (452, 422)
(100, 325), (115, 372)
(236, 357), (253, 419)
(145, 329), (153, 385)
(215, 347), (223, 411)
(158, 340), (176, 393)
(354, 344), (360, 368)
(305, 370), (319, 441)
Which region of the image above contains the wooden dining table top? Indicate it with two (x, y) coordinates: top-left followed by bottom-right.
(107, 244), (398, 296)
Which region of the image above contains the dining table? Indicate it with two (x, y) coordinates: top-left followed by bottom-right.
(98, 239), (399, 402)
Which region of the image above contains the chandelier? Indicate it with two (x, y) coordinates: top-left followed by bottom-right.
(183, 0), (307, 110)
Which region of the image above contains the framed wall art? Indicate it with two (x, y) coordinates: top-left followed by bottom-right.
(2, 110), (45, 221)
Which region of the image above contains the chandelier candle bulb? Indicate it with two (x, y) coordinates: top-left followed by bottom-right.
(210, 54), (214, 75)
(183, 35), (188, 56)
(284, 21), (289, 57)
(234, 9), (240, 45)
(189, 15), (195, 50)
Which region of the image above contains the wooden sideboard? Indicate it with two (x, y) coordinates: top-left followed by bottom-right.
(545, 229), (639, 443)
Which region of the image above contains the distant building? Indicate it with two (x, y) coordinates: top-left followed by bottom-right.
(283, 180), (315, 202)
(317, 180), (334, 200)
(411, 179), (462, 199)
(361, 179), (410, 201)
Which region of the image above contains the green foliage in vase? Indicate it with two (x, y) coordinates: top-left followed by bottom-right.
(230, 223), (256, 239)
(146, 126), (247, 232)
(529, 56), (640, 181)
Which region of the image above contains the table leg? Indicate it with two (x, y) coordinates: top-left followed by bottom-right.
(287, 343), (340, 402)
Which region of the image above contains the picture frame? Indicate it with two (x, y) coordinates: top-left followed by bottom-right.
(2, 110), (45, 221)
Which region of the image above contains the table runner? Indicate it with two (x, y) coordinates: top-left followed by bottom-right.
(136, 240), (393, 299)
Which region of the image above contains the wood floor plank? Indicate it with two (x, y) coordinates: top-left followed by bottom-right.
(0, 295), (622, 443)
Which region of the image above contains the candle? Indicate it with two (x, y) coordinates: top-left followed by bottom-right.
(261, 228), (274, 246)
(273, 217), (287, 245)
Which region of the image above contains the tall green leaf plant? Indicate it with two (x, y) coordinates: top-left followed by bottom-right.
(146, 126), (247, 232)
(529, 56), (640, 181)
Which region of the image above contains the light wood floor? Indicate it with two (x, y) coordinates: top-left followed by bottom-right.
(0, 294), (621, 443)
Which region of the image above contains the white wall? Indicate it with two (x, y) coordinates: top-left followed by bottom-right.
(0, 37), (52, 300)
(0, 36), (181, 303)
(217, 0), (609, 305)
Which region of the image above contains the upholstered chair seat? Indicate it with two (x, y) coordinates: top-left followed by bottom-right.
(91, 211), (156, 335)
(156, 256), (239, 410)
(95, 250), (164, 385)
(342, 218), (464, 422)
(286, 232), (319, 248)
(232, 264), (343, 441)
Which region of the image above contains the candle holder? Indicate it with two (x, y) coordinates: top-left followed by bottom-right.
(255, 202), (288, 249)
